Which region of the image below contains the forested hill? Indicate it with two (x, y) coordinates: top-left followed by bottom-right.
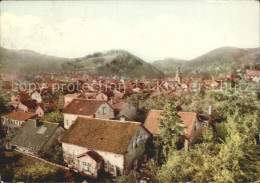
(61, 50), (164, 78)
(1, 46), (259, 78)
(0, 47), (164, 79)
(152, 47), (260, 77)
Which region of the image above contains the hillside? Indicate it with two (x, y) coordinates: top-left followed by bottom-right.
(61, 50), (164, 78)
(0, 47), (70, 74)
(152, 58), (187, 76)
(152, 47), (260, 77)
(1, 46), (259, 78)
(0, 48), (163, 78)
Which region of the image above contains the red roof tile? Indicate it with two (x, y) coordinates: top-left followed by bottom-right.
(63, 99), (105, 116)
(112, 102), (126, 110)
(60, 117), (143, 154)
(4, 111), (38, 121)
(144, 110), (198, 139)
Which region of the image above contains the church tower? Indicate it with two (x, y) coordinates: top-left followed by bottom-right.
(175, 66), (182, 83)
(83, 71), (88, 82)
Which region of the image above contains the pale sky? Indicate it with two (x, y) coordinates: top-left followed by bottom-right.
(0, 1), (259, 61)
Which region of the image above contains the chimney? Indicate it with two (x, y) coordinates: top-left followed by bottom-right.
(120, 116), (125, 122)
(35, 118), (40, 128)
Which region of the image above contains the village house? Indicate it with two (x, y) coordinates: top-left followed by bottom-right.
(60, 117), (151, 178)
(111, 102), (138, 121)
(30, 90), (42, 102)
(9, 119), (65, 155)
(2, 111), (38, 132)
(144, 109), (213, 150)
(10, 92), (31, 107)
(62, 99), (114, 129)
(15, 100), (45, 118)
(64, 93), (86, 108)
(30, 88), (54, 103)
(244, 70), (260, 83)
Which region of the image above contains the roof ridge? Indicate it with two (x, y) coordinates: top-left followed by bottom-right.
(78, 117), (141, 125)
(150, 109), (163, 112)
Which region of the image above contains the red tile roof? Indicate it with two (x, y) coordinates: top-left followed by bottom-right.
(144, 110), (163, 135)
(144, 110), (198, 139)
(4, 111), (38, 121)
(111, 102), (126, 110)
(60, 117), (144, 154)
(63, 99), (105, 116)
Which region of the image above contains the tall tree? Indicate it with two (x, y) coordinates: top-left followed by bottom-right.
(159, 99), (185, 157)
(0, 72), (9, 115)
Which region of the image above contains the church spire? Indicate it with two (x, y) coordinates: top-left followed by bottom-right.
(175, 66), (182, 83)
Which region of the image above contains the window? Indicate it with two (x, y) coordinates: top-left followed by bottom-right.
(104, 161), (108, 171)
(102, 107), (107, 115)
(82, 162), (87, 166)
(110, 165), (115, 173)
(87, 163), (92, 167)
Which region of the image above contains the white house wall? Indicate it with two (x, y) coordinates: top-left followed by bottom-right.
(62, 142), (124, 175)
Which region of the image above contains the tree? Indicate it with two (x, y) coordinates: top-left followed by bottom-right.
(14, 163), (64, 182)
(39, 145), (64, 165)
(212, 112), (259, 182)
(43, 110), (64, 126)
(155, 112), (260, 182)
(0, 74), (10, 115)
(159, 99), (185, 158)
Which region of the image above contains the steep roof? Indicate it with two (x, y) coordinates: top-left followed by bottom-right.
(4, 111), (37, 121)
(144, 110), (198, 139)
(111, 102), (126, 110)
(178, 112), (198, 139)
(144, 110), (163, 135)
(19, 93), (31, 102)
(63, 99), (105, 116)
(21, 100), (38, 109)
(10, 120), (59, 152)
(60, 117), (142, 155)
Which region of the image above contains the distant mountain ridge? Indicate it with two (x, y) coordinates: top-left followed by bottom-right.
(0, 47), (70, 73)
(1, 46), (259, 78)
(0, 47), (164, 78)
(152, 47), (260, 76)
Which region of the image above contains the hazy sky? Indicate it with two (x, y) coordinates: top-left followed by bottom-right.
(0, 1), (259, 61)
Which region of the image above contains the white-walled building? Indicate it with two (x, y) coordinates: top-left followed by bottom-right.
(60, 117), (151, 177)
(31, 90), (42, 103)
(112, 102), (138, 121)
(244, 71), (260, 83)
(62, 99), (114, 129)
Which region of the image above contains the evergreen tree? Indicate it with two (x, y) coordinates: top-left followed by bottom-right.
(0, 73), (9, 115)
(159, 99), (185, 158)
